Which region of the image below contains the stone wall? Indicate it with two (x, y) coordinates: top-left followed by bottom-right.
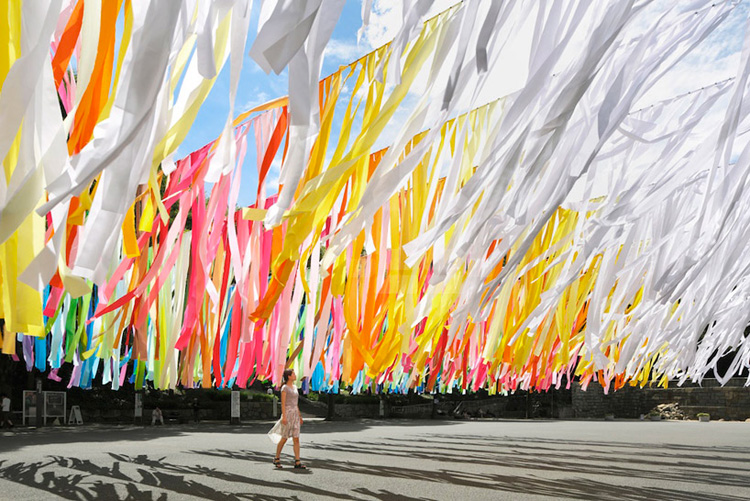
(435, 398), (508, 417)
(75, 400), (277, 424)
(572, 377), (750, 420)
(332, 403), (381, 419)
(571, 382), (640, 419)
(390, 403), (433, 418)
(299, 397), (383, 420)
(55, 378), (750, 424)
(240, 401), (277, 420)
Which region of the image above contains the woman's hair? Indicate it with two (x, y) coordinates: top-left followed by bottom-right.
(282, 369), (294, 384)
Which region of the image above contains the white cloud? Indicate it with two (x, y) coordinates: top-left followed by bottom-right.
(361, 0), (458, 50)
(266, 158), (281, 192)
(242, 90), (270, 112)
(631, 2), (749, 160)
(347, 0), (749, 165)
(361, 1), (401, 49)
(634, 2), (748, 109)
(269, 157), (282, 173)
(324, 39), (366, 63)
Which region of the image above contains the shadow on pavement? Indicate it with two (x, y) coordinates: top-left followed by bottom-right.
(313, 434), (750, 491)
(0, 424), (748, 500)
(0, 419), (462, 464)
(194, 444), (749, 501)
(0, 419), (461, 455)
(0, 452), (426, 501)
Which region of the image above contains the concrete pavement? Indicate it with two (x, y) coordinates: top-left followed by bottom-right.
(0, 419), (749, 500)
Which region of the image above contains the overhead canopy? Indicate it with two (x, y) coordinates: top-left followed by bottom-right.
(1, 1), (749, 393)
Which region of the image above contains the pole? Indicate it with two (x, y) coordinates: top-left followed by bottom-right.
(35, 377), (43, 427)
(525, 391), (529, 419)
(134, 391), (143, 425)
(326, 392), (335, 421)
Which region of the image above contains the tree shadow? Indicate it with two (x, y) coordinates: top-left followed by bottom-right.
(1, 424), (748, 501)
(344, 433), (750, 486)
(386, 434), (750, 473)
(0, 458), (165, 501)
(351, 487), (432, 501)
(0, 455), (317, 501)
(193, 446), (749, 501)
(0, 419), (461, 455)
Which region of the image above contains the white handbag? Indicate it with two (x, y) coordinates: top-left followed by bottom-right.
(267, 418), (286, 444)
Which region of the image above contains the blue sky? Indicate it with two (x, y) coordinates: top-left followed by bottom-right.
(178, 0), (382, 206)
(175, 0), (749, 208)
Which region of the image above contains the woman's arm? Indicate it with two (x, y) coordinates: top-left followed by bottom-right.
(281, 388), (287, 424)
(298, 390), (303, 425)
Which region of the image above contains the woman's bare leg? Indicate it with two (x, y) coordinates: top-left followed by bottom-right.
(293, 437), (300, 460)
(275, 437), (287, 458)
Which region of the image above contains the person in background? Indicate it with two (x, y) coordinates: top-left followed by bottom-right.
(1, 393), (13, 428)
(152, 406), (164, 426)
(272, 369), (306, 469)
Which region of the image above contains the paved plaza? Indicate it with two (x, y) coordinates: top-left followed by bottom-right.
(0, 419), (749, 500)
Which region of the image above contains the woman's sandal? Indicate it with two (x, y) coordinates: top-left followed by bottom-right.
(294, 459), (307, 470)
(273, 457), (282, 469)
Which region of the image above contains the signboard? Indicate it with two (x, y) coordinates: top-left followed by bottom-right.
(22, 390), (37, 426)
(231, 391), (240, 422)
(69, 405), (83, 425)
(134, 392), (143, 418)
(44, 391), (66, 425)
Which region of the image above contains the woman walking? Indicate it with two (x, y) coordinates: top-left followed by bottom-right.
(273, 369), (307, 469)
